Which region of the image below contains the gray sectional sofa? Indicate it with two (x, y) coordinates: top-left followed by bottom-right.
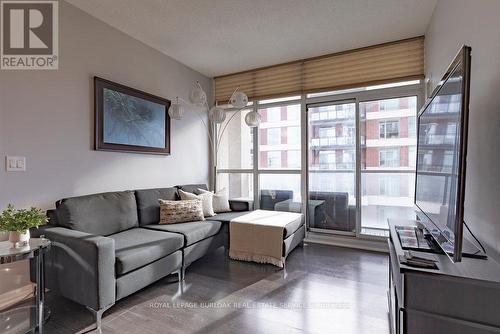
(34, 184), (305, 330)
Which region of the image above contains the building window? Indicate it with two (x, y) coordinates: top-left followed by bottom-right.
(379, 120), (399, 139)
(408, 116), (416, 138)
(379, 148), (400, 167)
(379, 176), (400, 196)
(287, 150), (300, 168)
(319, 151), (336, 169)
(443, 150), (454, 172)
(259, 103), (301, 170)
(286, 105), (300, 121)
(380, 99), (400, 111)
(319, 127), (335, 138)
(266, 128), (281, 145)
(266, 107), (281, 122)
(267, 151), (281, 168)
(409, 146), (416, 167)
(287, 126), (300, 145)
(445, 122), (457, 144)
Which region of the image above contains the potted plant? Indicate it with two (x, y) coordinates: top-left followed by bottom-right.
(0, 204), (48, 247)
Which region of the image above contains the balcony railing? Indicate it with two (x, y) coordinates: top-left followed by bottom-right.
(312, 162), (355, 170)
(423, 134), (455, 145)
(310, 136), (355, 147)
(309, 110), (355, 122)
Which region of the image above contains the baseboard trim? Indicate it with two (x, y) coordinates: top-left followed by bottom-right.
(0, 283), (34, 311)
(305, 232), (389, 253)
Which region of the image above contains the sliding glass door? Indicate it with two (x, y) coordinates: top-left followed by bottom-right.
(307, 101), (357, 234)
(359, 96), (418, 236)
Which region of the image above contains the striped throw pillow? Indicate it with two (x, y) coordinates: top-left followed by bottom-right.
(159, 199), (204, 224)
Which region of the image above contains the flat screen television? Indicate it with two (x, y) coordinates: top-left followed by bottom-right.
(414, 46), (473, 262)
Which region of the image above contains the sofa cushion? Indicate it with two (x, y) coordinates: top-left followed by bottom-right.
(176, 184), (208, 195)
(57, 191), (138, 236)
(135, 187), (178, 226)
(207, 211), (252, 223)
(110, 228), (184, 276)
(144, 220), (222, 246)
(208, 211), (303, 238)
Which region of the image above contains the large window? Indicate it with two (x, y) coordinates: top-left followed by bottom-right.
(259, 103), (301, 170)
(218, 98), (302, 215)
(217, 81), (421, 239)
(217, 109), (253, 169)
(216, 173), (253, 200)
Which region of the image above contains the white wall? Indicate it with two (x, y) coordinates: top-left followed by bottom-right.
(0, 1), (211, 301)
(425, 0), (500, 260)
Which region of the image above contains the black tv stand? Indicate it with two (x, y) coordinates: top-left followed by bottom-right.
(388, 219), (500, 334)
(395, 224), (487, 259)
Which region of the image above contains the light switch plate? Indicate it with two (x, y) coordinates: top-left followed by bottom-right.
(6, 156), (26, 172)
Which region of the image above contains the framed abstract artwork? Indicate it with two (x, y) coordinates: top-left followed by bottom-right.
(94, 77), (171, 155)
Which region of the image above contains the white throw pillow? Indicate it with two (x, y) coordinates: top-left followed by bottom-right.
(178, 189), (216, 217)
(198, 188), (231, 213)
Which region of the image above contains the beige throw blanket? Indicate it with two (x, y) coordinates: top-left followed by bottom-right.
(229, 210), (303, 268)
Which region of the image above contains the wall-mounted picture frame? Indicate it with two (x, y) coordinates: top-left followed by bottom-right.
(94, 76), (171, 155)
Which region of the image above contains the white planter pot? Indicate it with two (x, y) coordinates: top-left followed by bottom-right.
(9, 230), (30, 248)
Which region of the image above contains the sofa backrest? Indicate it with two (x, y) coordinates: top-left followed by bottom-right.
(56, 191), (138, 236)
(309, 191), (349, 229)
(135, 187), (178, 226)
(176, 184), (208, 194)
(260, 189), (293, 210)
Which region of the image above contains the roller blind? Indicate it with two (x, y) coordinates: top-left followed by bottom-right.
(214, 36), (424, 102)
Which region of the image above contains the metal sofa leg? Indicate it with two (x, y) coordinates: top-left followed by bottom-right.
(86, 304), (113, 332)
(179, 266), (186, 281)
(173, 267), (185, 282)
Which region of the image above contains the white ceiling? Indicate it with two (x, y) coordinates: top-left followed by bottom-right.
(65, 0), (437, 78)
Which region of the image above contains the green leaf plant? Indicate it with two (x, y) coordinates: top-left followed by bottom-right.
(0, 204), (48, 233)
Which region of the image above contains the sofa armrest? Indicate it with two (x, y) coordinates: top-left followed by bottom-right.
(348, 205), (356, 231)
(229, 199), (254, 212)
(40, 227), (115, 310)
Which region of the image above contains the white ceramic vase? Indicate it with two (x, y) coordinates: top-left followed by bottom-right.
(9, 230), (30, 248)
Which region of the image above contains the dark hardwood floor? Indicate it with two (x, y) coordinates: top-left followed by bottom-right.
(44, 243), (389, 334)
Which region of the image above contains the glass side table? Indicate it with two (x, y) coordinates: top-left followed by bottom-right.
(0, 238), (51, 334)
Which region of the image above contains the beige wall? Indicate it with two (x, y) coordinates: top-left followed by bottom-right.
(425, 0), (500, 260)
(0, 1), (211, 300)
